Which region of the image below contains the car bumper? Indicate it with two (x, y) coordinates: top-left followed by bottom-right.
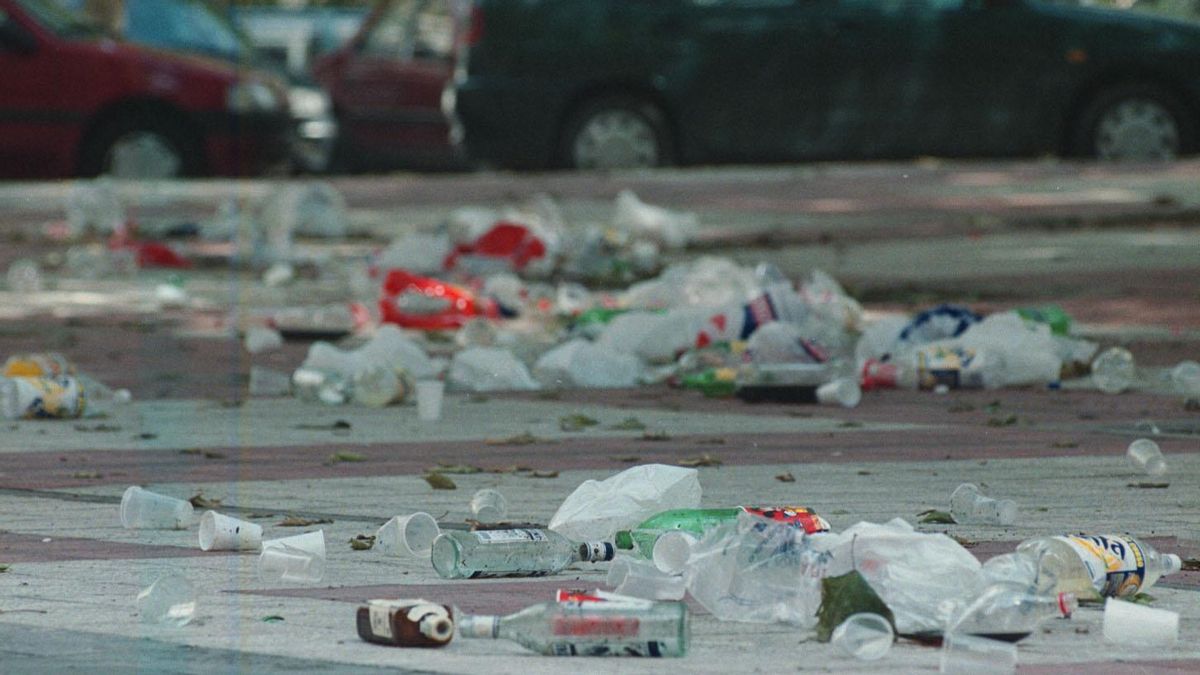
(447, 78), (562, 170)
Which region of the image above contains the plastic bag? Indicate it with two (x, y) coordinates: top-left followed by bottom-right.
(447, 347), (540, 392)
(548, 464), (701, 542)
(533, 339), (644, 389)
(621, 257), (758, 310)
(612, 190), (699, 250)
(597, 307), (712, 365)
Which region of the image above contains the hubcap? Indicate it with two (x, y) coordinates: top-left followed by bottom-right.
(107, 132), (183, 179)
(572, 109), (660, 170)
(1095, 98), (1179, 161)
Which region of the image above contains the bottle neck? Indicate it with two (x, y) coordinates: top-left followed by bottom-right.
(458, 614), (499, 639)
(578, 541), (616, 563)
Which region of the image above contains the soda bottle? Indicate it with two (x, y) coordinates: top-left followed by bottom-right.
(431, 528), (614, 579)
(679, 367), (737, 398)
(1016, 534), (1182, 600)
(948, 585), (1077, 641)
(457, 599), (688, 657)
(1, 375), (85, 419)
(614, 506), (831, 561)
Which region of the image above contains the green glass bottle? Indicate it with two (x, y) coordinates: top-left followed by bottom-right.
(614, 506), (831, 560)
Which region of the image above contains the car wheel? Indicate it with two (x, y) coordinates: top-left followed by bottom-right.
(560, 97), (672, 170)
(80, 114), (201, 179)
(1074, 85), (1193, 161)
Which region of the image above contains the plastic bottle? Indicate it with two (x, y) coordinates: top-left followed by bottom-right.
(614, 506), (831, 561)
(1016, 305), (1072, 336)
(1, 376), (85, 419)
(679, 367), (738, 398)
(430, 528), (614, 579)
(948, 585), (1076, 641)
(457, 599), (688, 657)
(352, 365), (406, 408)
(860, 345), (1004, 391)
(1091, 346), (1135, 394)
(1016, 534), (1182, 600)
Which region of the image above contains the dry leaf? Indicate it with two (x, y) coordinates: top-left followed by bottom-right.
(696, 437), (726, 445)
(179, 448), (202, 455)
(678, 453), (722, 468)
(485, 432), (546, 446)
(917, 509), (956, 524)
(326, 451), (366, 465)
(1127, 482), (1169, 489)
(73, 423), (121, 432)
(1181, 557), (1200, 571)
(641, 430), (671, 441)
(947, 402), (975, 413)
(70, 471), (102, 479)
(837, 421), (863, 429)
(529, 470), (559, 479)
(278, 516), (333, 527)
(775, 472), (796, 483)
(1052, 440), (1079, 449)
(190, 493), (222, 509)
(0, 564), (9, 573)
(349, 535), (376, 551)
(611, 455), (641, 463)
(610, 417), (646, 431)
(857, 470), (872, 476)
(987, 415), (1019, 427)
(559, 414), (599, 432)
(424, 473), (457, 490)
(488, 464), (534, 474)
(203, 451), (227, 459)
(951, 536), (978, 549)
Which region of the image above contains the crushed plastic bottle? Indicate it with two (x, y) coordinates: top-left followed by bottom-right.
(458, 598), (688, 657)
(1016, 534), (1182, 600)
(948, 585), (1076, 641)
(431, 528), (614, 579)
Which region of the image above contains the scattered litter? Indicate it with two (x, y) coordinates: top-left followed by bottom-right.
(326, 451), (366, 464)
(424, 473), (457, 490)
(775, 472), (796, 483)
(278, 516), (333, 527)
(262, 615), (285, 623)
(610, 417), (647, 431)
(485, 432), (548, 446)
(350, 535), (376, 551)
(677, 454), (722, 468)
(917, 510), (957, 525)
(558, 414), (599, 432)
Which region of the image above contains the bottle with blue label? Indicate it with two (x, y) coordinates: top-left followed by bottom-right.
(1016, 534), (1182, 600)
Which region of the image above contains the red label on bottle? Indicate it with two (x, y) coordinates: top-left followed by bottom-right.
(741, 506), (831, 534)
(551, 616), (640, 637)
(555, 589), (606, 604)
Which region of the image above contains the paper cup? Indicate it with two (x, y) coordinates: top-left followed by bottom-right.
(816, 377), (862, 408)
(199, 510), (263, 551)
(939, 632), (1017, 674)
(652, 531), (697, 575)
(120, 486), (194, 530)
(259, 530), (326, 583)
(469, 489), (508, 522)
(376, 513), (440, 557)
(416, 380), (445, 421)
(1103, 598), (1178, 645)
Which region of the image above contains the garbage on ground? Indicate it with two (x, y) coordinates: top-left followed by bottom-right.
(380, 269), (501, 331)
(457, 597), (689, 657)
(946, 585), (1075, 640)
(1, 375), (85, 420)
(612, 189), (699, 251)
(1102, 597), (1178, 646)
(443, 221), (547, 275)
(376, 513), (440, 557)
(533, 339), (644, 389)
(469, 489), (508, 523)
(244, 327), (284, 354)
(1091, 346), (1136, 394)
(430, 528), (614, 579)
(548, 464), (702, 543)
(607, 556), (687, 600)
(830, 613), (894, 661)
(614, 506), (830, 564)
(1171, 360), (1200, 395)
(120, 486), (194, 530)
(199, 510), (263, 552)
(447, 347), (538, 392)
(1127, 438), (1167, 476)
(357, 599), (455, 648)
(1015, 534), (1182, 601)
(249, 367), (292, 397)
(416, 379), (446, 420)
(6, 258), (43, 293)
(136, 570), (196, 627)
(938, 632), (1017, 675)
(259, 530), (327, 584)
(949, 483), (1017, 526)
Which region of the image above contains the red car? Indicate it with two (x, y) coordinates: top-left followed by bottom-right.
(312, 0), (463, 171)
(0, 0), (292, 179)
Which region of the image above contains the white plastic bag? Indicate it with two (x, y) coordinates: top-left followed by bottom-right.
(447, 347), (540, 392)
(548, 464), (701, 542)
(612, 190), (699, 250)
(534, 339), (643, 389)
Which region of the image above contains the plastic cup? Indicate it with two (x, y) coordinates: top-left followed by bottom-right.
(1103, 598), (1178, 646)
(939, 632), (1017, 674)
(136, 570), (196, 627)
(831, 613), (893, 661)
(376, 513), (440, 557)
(1127, 438), (1167, 477)
(416, 380), (445, 421)
(606, 556), (686, 601)
(198, 510), (263, 552)
(949, 483), (1016, 525)
(817, 377), (862, 408)
(652, 530), (697, 575)
(259, 530), (326, 583)
(120, 486), (194, 530)
(469, 489), (508, 522)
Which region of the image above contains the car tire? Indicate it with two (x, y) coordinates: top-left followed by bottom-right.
(558, 96), (673, 170)
(79, 113), (202, 179)
(1072, 84), (1194, 161)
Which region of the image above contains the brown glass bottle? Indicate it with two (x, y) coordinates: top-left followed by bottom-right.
(356, 599), (455, 648)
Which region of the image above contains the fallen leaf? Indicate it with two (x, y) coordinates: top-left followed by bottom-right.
(262, 615), (285, 623)
(138, 433), (158, 440)
(424, 473), (457, 490)
(1127, 482), (1170, 489)
(917, 509), (956, 524)
(190, 493), (222, 509)
(610, 417), (646, 431)
(70, 471), (102, 479)
(326, 452), (366, 465)
(179, 448), (202, 456)
(529, 470), (559, 479)
(1130, 593), (1156, 605)
(776, 472), (795, 483)
(487, 464), (534, 474)
(1074, 626), (1090, 634)
(947, 402), (976, 413)
(485, 432), (547, 446)
(203, 451), (226, 459)
(559, 414), (599, 432)
(349, 535), (376, 551)
(678, 453), (722, 468)
(433, 464), (482, 475)
(295, 420), (352, 432)
(468, 393), (490, 403)
(278, 516), (333, 527)
(219, 399), (245, 408)
(246, 512), (276, 519)
(641, 430), (671, 441)
(0, 564), (9, 573)
(610, 455), (641, 463)
(837, 421), (863, 429)
(856, 470), (872, 476)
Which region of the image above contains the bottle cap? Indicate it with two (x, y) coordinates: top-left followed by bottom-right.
(580, 542), (616, 563)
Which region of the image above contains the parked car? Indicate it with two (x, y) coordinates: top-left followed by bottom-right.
(446, 0), (1200, 170)
(312, 0), (465, 171)
(0, 0), (292, 179)
(234, 4), (367, 81)
(56, 0), (338, 174)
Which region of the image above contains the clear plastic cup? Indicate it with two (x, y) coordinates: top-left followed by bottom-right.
(376, 513), (440, 557)
(259, 531), (326, 583)
(416, 380), (445, 421)
(469, 489), (508, 522)
(939, 632), (1017, 674)
(1126, 438), (1167, 477)
(1103, 597), (1179, 646)
(652, 530), (696, 575)
(817, 377), (862, 408)
(136, 570), (196, 626)
(606, 556), (686, 601)
(1092, 346), (1135, 394)
(949, 483), (1017, 526)
(831, 613), (893, 661)
(198, 511), (263, 552)
(120, 486), (194, 530)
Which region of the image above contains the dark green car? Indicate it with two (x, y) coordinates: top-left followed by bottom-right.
(446, 0), (1200, 169)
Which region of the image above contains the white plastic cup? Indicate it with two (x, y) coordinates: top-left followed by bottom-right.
(120, 486), (194, 530)
(939, 632), (1017, 674)
(652, 531), (697, 575)
(198, 510), (263, 552)
(416, 380), (445, 421)
(469, 489), (508, 522)
(831, 613), (893, 661)
(259, 530), (326, 583)
(606, 556), (686, 601)
(376, 513), (440, 557)
(817, 377), (862, 408)
(1103, 598), (1179, 646)
(1127, 438), (1167, 477)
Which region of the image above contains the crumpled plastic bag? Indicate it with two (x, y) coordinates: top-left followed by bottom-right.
(612, 189), (699, 250)
(621, 257), (758, 310)
(597, 307), (713, 365)
(533, 339), (643, 389)
(447, 347), (540, 392)
(374, 233), (452, 275)
(548, 464), (701, 542)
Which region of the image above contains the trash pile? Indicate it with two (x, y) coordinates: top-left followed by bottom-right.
(121, 461), (1185, 667)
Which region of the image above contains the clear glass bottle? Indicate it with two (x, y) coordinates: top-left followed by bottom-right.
(1017, 534), (1183, 600)
(430, 528), (613, 579)
(458, 600), (688, 657)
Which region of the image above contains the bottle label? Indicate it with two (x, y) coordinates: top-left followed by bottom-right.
(368, 601), (396, 640)
(1058, 535), (1148, 597)
(742, 506), (831, 534)
(915, 347), (967, 390)
(10, 376), (84, 419)
(471, 529), (549, 544)
(548, 640), (671, 657)
(552, 615), (641, 637)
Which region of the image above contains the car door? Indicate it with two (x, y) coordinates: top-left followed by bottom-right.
(328, 0), (455, 165)
(0, 4), (68, 178)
